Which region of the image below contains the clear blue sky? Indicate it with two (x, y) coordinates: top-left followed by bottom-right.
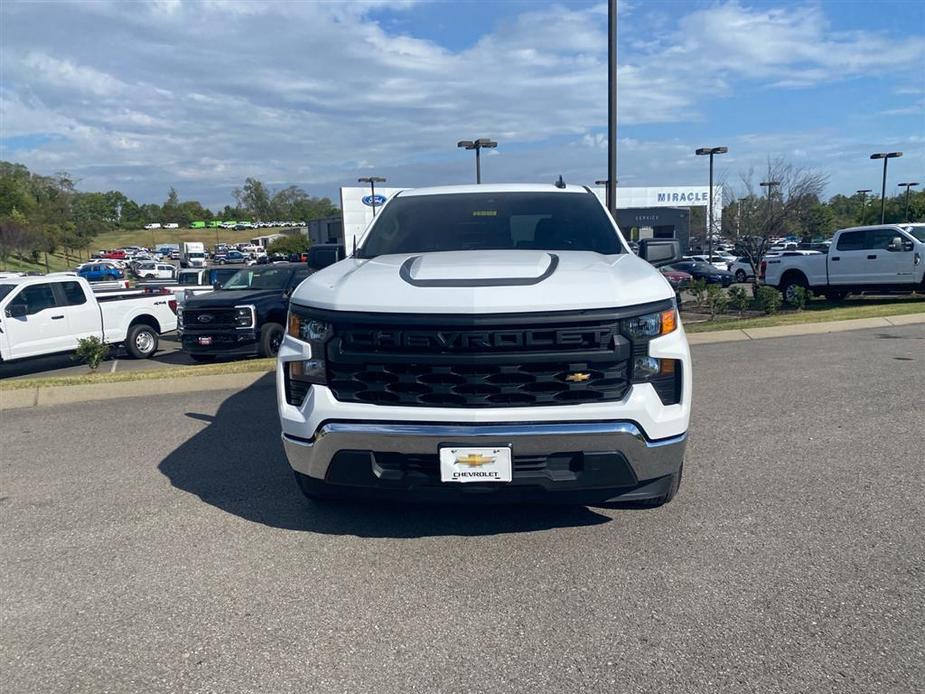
(1, 0), (922, 208)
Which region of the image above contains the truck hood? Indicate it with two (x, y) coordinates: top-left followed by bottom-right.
(182, 288), (281, 308)
(291, 250), (674, 314)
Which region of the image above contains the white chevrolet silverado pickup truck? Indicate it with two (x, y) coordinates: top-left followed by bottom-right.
(277, 184), (691, 506)
(762, 223), (925, 302)
(0, 275), (177, 362)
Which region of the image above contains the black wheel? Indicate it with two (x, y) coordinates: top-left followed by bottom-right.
(635, 463), (682, 508)
(191, 354), (216, 363)
(734, 269), (747, 283)
(125, 324), (158, 359)
(781, 274), (808, 305)
(258, 323), (284, 357)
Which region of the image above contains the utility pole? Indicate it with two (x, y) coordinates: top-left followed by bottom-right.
(606, 0), (618, 217)
(898, 182), (919, 222)
(870, 152), (902, 223)
(695, 147), (727, 258)
(856, 189), (872, 225)
(456, 139), (497, 184)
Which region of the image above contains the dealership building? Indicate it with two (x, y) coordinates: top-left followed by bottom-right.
(338, 185), (721, 252)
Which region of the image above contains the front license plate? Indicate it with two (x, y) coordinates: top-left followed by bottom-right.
(439, 446), (512, 484)
(197, 336), (213, 346)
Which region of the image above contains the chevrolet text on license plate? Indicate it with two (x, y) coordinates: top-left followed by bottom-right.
(439, 447), (512, 483)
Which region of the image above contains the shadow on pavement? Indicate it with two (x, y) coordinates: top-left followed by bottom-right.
(157, 373), (612, 537)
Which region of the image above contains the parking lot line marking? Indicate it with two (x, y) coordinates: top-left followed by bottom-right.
(110, 360), (118, 374)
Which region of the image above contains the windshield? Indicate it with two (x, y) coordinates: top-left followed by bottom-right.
(357, 192), (623, 258)
(904, 226), (925, 243)
(0, 284), (15, 301)
(222, 267), (292, 290)
(187, 252), (205, 258)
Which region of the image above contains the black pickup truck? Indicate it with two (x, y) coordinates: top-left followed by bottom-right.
(178, 263), (313, 361)
(177, 246), (344, 361)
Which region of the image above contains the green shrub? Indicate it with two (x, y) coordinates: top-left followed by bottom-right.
(74, 336), (110, 371)
(789, 285), (809, 310)
(727, 286), (750, 317)
(689, 278), (707, 308)
(705, 283), (729, 319)
(755, 286), (782, 315)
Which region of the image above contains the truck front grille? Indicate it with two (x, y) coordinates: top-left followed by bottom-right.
(323, 310), (638, 409)
(181, 308), (237, 328)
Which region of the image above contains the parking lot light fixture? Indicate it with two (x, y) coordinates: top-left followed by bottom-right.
(457, 138), (497, 184)
(358, 176), (386, 217)
(898, 182), (919, 222)
(870, 152), (903, 223)
(695, 147), (728, 259)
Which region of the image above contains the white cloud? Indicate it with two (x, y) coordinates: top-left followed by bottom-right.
(0, 0), (921, 206)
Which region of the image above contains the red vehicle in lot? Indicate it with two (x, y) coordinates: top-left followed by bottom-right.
(660, 267), (692, 291)
(99, 250), (127, 260)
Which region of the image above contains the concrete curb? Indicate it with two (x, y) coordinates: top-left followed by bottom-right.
(2, 312), (923, 411)
(687, 312), (925, 345)
(1, 370), (274, 412)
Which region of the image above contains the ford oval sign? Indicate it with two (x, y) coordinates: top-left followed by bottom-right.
(362, 194), (387, 207)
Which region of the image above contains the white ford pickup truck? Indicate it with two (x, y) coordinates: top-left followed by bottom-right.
(277, 184), (691, 506)
(762, 223), (925, 302)
(0, 275), (178, 362)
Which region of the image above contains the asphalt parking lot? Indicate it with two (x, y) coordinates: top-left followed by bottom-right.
(2, 325), (923, 693)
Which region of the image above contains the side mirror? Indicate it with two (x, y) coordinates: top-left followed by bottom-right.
(212, 281), (223, 290)
(6, 304), (27, 318)
(637, 239), (682, 267)
(307, 244), (345, 270)
(888, 236), (905, 252)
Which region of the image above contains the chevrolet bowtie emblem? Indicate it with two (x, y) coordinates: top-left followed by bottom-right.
(456, 453), (496, 467)
(565, 372), (591, 382)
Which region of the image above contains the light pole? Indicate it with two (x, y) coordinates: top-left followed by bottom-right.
(358, 176), (386, 216)
(870, 152), (902, 223)
(856, 189), (872, 225)
(457, 139), (497, 184)
(760, 180), (780, 238)
(695, 146), (727, 258)
(898, 182), (919, 222)
(606, 0), (617, 217)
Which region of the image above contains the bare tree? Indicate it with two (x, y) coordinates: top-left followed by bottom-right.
(723, 158), (829, 294)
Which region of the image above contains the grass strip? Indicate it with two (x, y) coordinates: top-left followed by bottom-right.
(1, 358), (275, 391)
(684, 298), (925, 333)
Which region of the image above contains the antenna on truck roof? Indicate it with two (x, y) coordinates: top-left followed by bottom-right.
(555, 175), (566, 189)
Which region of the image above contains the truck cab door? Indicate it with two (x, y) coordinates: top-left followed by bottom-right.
(882, 232), (918, 285)
(56, 281), (100, 346)
(2, 283), (72, 359)
(829, 230), (869, 286)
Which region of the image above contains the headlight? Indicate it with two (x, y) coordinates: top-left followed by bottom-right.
(233, 305), (255, 328)
(286, 311), (333, 385)
(623, 308), (677, 339)
(177, 306), (184, 327)
(287, 315), (332, 342)
(625, 308), (681, 406)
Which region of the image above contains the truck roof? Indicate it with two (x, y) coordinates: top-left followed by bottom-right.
(396, 183), (592, 198)
(0, 274), (83, 287)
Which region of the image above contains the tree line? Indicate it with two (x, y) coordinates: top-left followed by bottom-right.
(0, 161), (340, 270)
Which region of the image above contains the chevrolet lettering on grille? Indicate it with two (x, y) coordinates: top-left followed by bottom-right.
(342, 328), (617, 351)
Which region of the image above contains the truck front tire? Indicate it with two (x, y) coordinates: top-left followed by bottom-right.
(125, 324), (159, 359)
(259, 323), (284, 357)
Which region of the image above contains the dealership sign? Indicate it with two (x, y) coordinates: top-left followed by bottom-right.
(362, 194), (388, 207)
(656, 191), (709, 203)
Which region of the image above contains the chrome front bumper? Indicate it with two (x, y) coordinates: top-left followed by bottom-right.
(282, 421), (686, 486)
